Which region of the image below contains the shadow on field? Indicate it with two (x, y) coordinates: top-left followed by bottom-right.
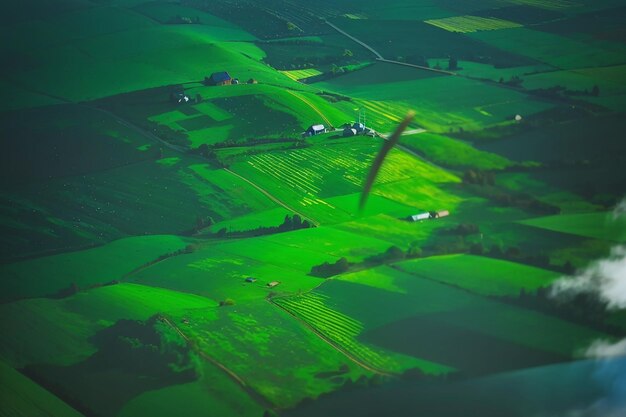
(22, 316), (199, 417)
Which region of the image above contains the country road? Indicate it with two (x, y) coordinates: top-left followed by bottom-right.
(324, 20), (457, 76)
(324, 19), (383, 60)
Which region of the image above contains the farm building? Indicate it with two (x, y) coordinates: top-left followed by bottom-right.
(409, 212), (431, 222)
(433, 210), (450, 218)
(305, 124), (327, 136)
(267, 281), (281, 288)
(205, 71), (233, 86)
(343, 127), (357, 137)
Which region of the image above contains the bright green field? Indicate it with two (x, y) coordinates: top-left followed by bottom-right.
(181, 299), (369, 407)
(395, 254), (560, 296)
(0, 361), (84, 417)
(520, 212), (626, 242)
(400, 132), (512, 170)
(315, 64), (553, 132)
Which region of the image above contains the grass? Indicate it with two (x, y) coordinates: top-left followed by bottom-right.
(520, 212), (626, 242)
(400, 132), (512, 170)
(128, 239), (327, 302)
(181, 299), (370, 407)
(0, 283), (216, 368)
(273, 292), (451, 374)
(281, 68), (323, 81)
(316, 64), (553, 132)
(425, 16), (523, 33)
(470, 27), (626, 70)
(0, 235), (190, 302)
(118, 363), (262, 417)
(323, 267), (607, 359)
(394, 254), (560, 296)
(0, 361), (84, 417)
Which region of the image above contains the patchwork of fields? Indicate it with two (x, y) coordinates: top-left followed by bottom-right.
(1, 0), (625, 416)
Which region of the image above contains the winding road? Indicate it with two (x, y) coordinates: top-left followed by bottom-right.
(324, 20), (457, 76)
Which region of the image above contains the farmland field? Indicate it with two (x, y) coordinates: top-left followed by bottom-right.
(394, 254), (559, 296)
(1, 0), (625, 415)
(520, 212), (626, 242)
(424, 16), (523, 33)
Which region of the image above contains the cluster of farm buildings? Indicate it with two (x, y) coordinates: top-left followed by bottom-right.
(407, 210), (450, 221)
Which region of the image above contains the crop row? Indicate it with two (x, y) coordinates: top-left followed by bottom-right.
(274, 293), (394, 370)
(425, 16), (522, 33)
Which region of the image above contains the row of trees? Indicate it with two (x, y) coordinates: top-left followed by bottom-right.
(213, 214), (314, 239)
(309, 245), (422, 278)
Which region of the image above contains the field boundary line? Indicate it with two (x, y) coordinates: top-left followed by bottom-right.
(324, 19), (383, 60)
(285, 89), (333, 127)
(223, 168), (320, 226)
(159, 315), (274, 409)
(268, 298), (395, 377)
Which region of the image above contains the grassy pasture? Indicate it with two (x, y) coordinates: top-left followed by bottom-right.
(0, 235), (190, 302)
(0, 104), (156, 187)
(181, 299), (369, 407)
(262, 227), (395, 263)
(425, 16), (523, 33)
(281, 68), (324, 81)
(497, 172), (604, 213)
(395, 254), (559, 296)
(5, 22), (296, 105)
(317, 66), (553, 132)
(470, 28), (626, 70)
(273, 292), (450, 374)
(118, 363), (262, 417)
(120, 359), (263, 417)
(129, 240), (327, 302)
(0, 298), (98, 368)
(325, 17), (536, 67)
(0, 283), (216, 368)
(520, 212), (626, 242)
(400, 132), (512, 170)
(0, 361), (84, 417)
(0, 158), (260, 261)
(321, 268), (606, 362)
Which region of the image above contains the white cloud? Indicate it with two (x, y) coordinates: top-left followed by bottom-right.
(550, 245), (626, 310)
(584, 338), (626, 359)
(612, 198), (626, 221)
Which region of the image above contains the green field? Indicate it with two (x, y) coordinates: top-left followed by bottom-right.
(315, 63), (553, 132)
(395, 254), (560, 296)
(180, 299), (370, 407)
(520, 212), (626, 242)
(0, 235), (191, 302)
(0, 361), (84, 417)
(1, 0), (625, 415)
(425, 15), (523, 33)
